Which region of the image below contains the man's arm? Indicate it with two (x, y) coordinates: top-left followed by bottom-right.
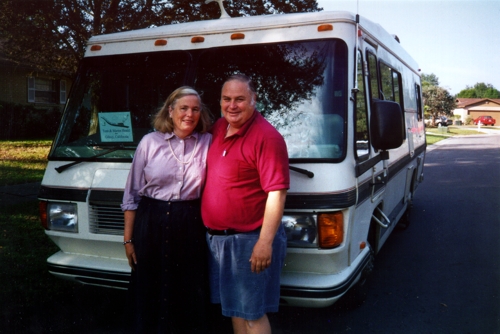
(250, 189), (287, 273)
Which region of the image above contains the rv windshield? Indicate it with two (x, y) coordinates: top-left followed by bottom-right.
(50, 39), (347, 162)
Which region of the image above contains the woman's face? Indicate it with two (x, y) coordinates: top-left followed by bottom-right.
(170, 95), (201, 138)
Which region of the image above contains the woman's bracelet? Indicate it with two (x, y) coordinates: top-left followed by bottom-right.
(123, 239), (133, 245)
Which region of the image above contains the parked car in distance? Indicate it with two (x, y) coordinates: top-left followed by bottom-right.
(424, 116), (450, 126)
(436, 116), (450, 127)
(473, 115), (496, 126)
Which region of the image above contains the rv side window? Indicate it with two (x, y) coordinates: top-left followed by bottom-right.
(415, 83), (423, 120)
(379, 62), (403, 106)
(366, 52), (380, 100)
(355, 50), (369, 159)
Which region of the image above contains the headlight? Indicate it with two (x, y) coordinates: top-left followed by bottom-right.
(282, 214), (317, 248)
(282, 212), (344, 249)
(46, 202), (78, 233)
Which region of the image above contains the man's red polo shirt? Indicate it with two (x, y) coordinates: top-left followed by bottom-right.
(201, 111), (290, 232)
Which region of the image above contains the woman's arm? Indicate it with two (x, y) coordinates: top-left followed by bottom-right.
(124, 210), (137, 270)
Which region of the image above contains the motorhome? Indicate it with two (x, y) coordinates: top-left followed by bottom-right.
(39, 8), (425, 307)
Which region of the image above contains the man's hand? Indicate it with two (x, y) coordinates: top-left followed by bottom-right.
(249, 239), (272, 273)
(249, 189), (287, 274)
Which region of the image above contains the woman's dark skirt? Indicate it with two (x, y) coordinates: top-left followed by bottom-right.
(129, 196), (208, 333)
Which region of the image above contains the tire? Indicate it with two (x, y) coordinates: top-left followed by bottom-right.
(340, 251), (375, 309)
(397, 203), (412, 230)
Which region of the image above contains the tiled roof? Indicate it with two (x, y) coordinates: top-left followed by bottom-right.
(456, 98), (500, 108)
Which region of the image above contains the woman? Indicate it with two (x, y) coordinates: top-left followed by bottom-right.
(121, 86), (212, 333)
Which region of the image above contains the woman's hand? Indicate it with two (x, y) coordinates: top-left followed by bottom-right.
(123, 210), (137, 270)
(125, 243), (137, 270)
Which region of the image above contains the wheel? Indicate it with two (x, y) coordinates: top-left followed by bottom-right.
(340, 251), (375, 309)
(397, 203), (412, 230)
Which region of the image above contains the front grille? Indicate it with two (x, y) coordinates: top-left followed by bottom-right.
(88, 190), (124, 236)
(89, 203), (124, 235)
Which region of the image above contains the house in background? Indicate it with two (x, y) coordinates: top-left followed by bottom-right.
(454, 98), (500, 124)
(0, 50), (73, 139)
(0, 51), (71, 110)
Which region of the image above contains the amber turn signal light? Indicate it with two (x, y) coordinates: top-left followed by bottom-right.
(39, 201), (48, 229)
(318, 212), (344, 248)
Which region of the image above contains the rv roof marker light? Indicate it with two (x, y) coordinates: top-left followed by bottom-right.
(90, 45), (102, 51)
(317, 24), (333, 32)
(231, 33), (245, 40)
(358, 29), (363, 37)
(191, 36), (205, 43)
(360, 241), (367, 249)
(154, 39), (167, 46)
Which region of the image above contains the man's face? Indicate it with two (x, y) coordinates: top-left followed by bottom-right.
(220, 80), (255, 129)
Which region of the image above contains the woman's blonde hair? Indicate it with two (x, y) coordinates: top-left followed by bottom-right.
(152, 86), (212, 133)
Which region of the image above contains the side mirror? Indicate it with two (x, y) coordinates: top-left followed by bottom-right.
(370, 99), (404, 152)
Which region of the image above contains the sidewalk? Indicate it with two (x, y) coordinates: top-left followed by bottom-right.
(0, 182), (41, 207)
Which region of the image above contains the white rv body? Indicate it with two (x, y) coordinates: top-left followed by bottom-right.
(39, 11), (425, 306)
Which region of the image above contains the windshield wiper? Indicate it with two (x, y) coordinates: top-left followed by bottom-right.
(55, 145), (135, 173)
(289, 166), (314, 178)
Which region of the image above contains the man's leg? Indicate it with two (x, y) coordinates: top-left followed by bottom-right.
(232, 314), (271, 334)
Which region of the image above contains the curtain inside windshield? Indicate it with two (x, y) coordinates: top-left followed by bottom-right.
(51, 40), (347, 161)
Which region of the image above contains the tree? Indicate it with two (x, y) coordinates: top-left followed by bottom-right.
(0, 0), (322, 76)
(456, 82), (500, 98)
(421, 73), (439, 87)
(422, 85), (456, 126)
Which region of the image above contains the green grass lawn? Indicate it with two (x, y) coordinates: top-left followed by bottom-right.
(424, 125), (493, 145)
(0, 140), (130, 331)
(0, 201), (129, 332)
(425, 134), (446, 145)
(0, 140), (51, 185)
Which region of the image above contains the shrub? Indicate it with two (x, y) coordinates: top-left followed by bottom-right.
(0, 101), (62, 140)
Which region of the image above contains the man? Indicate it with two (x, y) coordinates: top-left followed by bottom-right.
(201, 74), (289, 334)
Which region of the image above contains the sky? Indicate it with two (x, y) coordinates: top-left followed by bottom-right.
(316, 0), (500, 95)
